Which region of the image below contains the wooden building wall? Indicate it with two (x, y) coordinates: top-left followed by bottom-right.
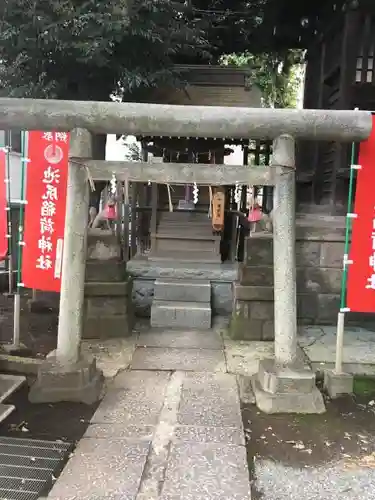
(298, 3), (375, 213)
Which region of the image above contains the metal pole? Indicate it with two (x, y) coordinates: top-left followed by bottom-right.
(272, 135), (297, 365)
(334, 143), (358, 373)
(13, 131), (28, 348)
(56, 129), (91, 363)
(4, 140), (13, 295)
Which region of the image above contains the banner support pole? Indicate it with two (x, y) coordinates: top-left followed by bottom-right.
(11, 131), (28, 352)
(4, 141), (13, 296)
(334, 142), (357, 374)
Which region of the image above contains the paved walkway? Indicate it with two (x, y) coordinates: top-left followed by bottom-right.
(48, 325), (251, 500)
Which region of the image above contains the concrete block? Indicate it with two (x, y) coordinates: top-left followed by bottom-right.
(323, 369), (354, 398)
(229, 311), (262, 341)
(87, 229), (121, 260)
(239, 264), (273, 286)
(84, 281), (131, 297)
(258, 359), (315, 394)
(154, 278), (211, 303)
(252, 359), (326, 414)
(297, 267), (342, 294)
(151, 301), (211, 329)
(319, 241), (344, 268)
(28, 357), (104, 404)
(250, 301), (274, 320)
(83, 280), (134, 339)
(295, 241), (321, 267)
(233, 283), (273, 302)
(316, 294), (340, 322)
(252, 376), (326, 414)
(245, 236), (273, 266)
(83, 315), (133, 339)
(262, 320), (275, 340)
(297, 293), (319, 322)
(85, 260), (125, 282)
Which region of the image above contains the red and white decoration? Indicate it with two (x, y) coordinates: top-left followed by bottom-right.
(22, 131), (70, 292)
(347, 115), (375, 312)
(0, 149), (8, 261)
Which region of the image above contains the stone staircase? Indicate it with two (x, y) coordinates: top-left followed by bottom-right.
(149, 211), (221, 263)
(151, 278), (212, 329)
(0, 374), (26, 423)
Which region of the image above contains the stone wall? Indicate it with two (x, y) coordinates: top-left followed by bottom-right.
(83, 229), (134, 339)
(230, 215), (375, 340)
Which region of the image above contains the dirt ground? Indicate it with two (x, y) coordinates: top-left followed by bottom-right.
(244, 378), (375, 499)
(0, 290), (58, 355)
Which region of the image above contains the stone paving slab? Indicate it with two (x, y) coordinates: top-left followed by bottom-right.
(109, 369), (171, 391)
(81, 337), (137, 378)
(160, 442), (251, 500)
(49, 438), (150, 499)
(92, 370), (171, 425)
(299, 325), (375, 366)
(225, 339), (310, 377)
(174, 425), (244, 445)
(91, 387), (167, 425)
(178, 372), (243, 429)
(84, 423), (154, 441)
(137, 328), (223, 350)
(131, 347), (226, 372)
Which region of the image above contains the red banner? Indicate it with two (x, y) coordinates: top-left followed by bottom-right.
(0, 150), (8, 261)
(347, 115), (375, 312)
(22, 131), (69, 292)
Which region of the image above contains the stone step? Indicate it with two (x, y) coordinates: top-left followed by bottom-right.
(157, 224), (213, 232)
(148, 250), (221, 263)
(0, 374), (26, 403)
(151, 301), (211, 329)
(155, 230), (215, 240)
(0, 404), (15, 424)
(154, 279), (211, 303)
(159, 214), (211, 224)
(0, 374), (26, 425)
(152, 236), (220, 254)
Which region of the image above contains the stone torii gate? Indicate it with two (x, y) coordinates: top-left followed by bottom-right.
(0, 99), (371, 412)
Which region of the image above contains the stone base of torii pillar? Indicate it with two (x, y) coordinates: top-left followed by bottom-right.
(28, 129), (104, 405)
(251, 135), (325, 414)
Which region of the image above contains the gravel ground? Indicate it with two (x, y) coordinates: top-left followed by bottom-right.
(244, 379), (375, 500)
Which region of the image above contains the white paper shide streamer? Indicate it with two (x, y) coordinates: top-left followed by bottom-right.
(110, 173), (117, 195)
(234, 181), (241, 211)
(193, 182), (199, 205)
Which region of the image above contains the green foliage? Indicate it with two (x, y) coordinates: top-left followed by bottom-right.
(123, 138), (142, 162)
(0, 0), (210, 100)
(221, 50), (305, 108)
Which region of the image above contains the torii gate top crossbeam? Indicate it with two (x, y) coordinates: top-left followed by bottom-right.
(0, 98), (371, 142)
